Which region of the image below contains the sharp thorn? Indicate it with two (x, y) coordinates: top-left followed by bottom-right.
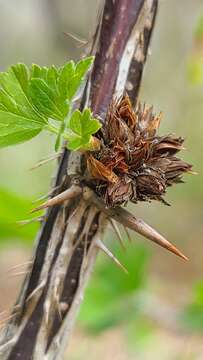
(95, 239), (128, 274)
(54, 291), (63, 321)
(44, 299), (51, 326)
(30, 153), (61, 170)
(17, 217), (44, 226)
(26, 280), (46, 303)
(32, 185), (60, 204)
(32, 193), (49, 204)
(90, 192), (188, 261)
(110, 207), (188, 261)
(8, 270), (31, 278)
(8, 261), (32, 273)
(188, 170), (198, 175)
(0, 310), (8, 318)
(31, 185), (82, 213)
(63, 31), (88, 46)
(109, 218), (126, 250)
(123, 226), (132, 243)
(0, 336), (16, 350)
(0, 313), (17, 327)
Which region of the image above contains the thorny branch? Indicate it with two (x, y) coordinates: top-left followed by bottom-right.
(0, 1), (188, 360)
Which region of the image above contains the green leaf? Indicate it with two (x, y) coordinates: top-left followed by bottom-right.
(29, 63), (72, 121)
(195, 13), (203, 40)
(28, 78), (65, 121)
(47, 65), (58, 93)
(0, 187), (39, 245)
(0, 64), (48, 147)
(66, 132), (90, 151)
(68, 109), (83, 134)
(188, 56), (203, 85)
(65, 108), (101, 150)
(75, 57), (94, 79)
(11, 63), (29, 95)
(65, 56), (94, 100)
(30, 64), (43, 78)
(0, 58), (94, 148)
(58, 61), (75, 100)
(0, 66), (45, 122)
(0, 107), (43, 148)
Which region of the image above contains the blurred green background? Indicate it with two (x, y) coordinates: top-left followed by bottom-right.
(0, 1), (203, 359)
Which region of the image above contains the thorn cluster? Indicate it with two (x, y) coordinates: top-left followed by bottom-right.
(87, 95), (192, 207)
(31, 95), (192, 261)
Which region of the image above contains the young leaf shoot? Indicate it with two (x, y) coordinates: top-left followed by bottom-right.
(0, 57), (101, 151)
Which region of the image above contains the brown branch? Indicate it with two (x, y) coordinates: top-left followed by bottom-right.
(0, 1), (158, 359)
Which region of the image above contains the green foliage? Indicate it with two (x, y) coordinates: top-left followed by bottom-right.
(0, 57), (101, 151)
(181, 281), (203, 332)
(58, 57), (93, 100)
(79, 242), (149, 333)
(187, 13), (203, 86)
(0, 64), (46, 148)
(187, 56), (203, 85)
(195, 13), (203, 40)
(65, 109), (101, 150)
(126, 319), (154, 352)
(0, 187), (39, 245)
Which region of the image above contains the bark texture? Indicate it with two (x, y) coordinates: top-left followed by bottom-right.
(0, 1), (158, 359)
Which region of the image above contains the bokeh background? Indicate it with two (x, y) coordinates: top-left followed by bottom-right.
(0, 1), (203, 359)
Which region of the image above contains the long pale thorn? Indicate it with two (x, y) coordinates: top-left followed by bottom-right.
(89, 189), (188, 261)
(95, 239), (128, 274)
(31, 185), (82, 213)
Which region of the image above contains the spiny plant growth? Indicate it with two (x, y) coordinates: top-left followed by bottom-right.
(0, 57), (192, 261)
(0, 1), (194, 358)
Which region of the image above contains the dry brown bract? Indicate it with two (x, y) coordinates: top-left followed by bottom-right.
(87, 94), (192, 207)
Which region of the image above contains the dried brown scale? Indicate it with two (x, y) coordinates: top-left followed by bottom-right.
(87, 94), (192, 207)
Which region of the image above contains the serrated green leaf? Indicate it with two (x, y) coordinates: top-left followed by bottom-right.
(58, 58), (93, 101)
(30, 64), (70, 121)
(58, 61), (75, 100)
(0, 67), (45, 122)
(0, 112), (43, 147)
(28, 78), (64, 120)
(67, 74), (82, 100)
(66, 57), (94, 100)
(0, 58), (95, 149)
(11, 63), (29, 95)
(69, 109), (101, 136)
(66, 133), (90, 151)
(0, 89), (19, 114)
(0, 64), (48, 147)
(82, 109), (102, 135)
(47, 65), (58, 93)
(0, 128), (41, 148)
(75, 56), (94, 78)
(31, 65), (48, 82)
(30, 64), (42, 78)
(66, 108), (101, 150)
(68, 109), (83, 135)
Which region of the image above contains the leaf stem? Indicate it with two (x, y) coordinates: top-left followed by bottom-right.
(45, 124), (59, 136)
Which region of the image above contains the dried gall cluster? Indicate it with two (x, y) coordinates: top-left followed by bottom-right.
(87, 95), (192, 207)
(32, 94), (191, 260)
